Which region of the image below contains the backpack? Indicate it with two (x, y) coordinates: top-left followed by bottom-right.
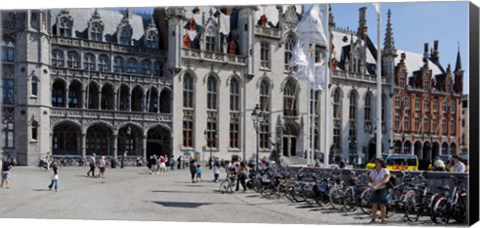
(386, 174), (396, 189)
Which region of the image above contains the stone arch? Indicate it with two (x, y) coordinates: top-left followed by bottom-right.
(431, 142), (440, 160)
(146, 125), (172, 159)
(52, 122), (82, 156)
(101, 83), (115, 110)
(68, 79), (83, 108)
(52, 79), (67, 107)
(403, 140), (412, 154)
(441, 142), (449, 155)
(393, 140), (402, 153)
(86, 81), (100, 109)
(131, 86), (144, 112)
(203, 71), (221, 86)
(118, 84), (130, 111)
(226, 73), (243, 87)
(423, 141), (431, 160)
(159, 89), (172, 113)
(86, 123), (114, 156)
(117, 124), (143, 157)
(414, 141), (423, 158)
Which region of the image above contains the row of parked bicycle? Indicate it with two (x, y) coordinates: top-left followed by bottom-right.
(220, 167), (468, 224)
(39, 156), (143, 168)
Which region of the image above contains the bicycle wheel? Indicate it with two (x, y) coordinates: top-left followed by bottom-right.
(431, 198), (449, 224)
(284, 186), (295, 202)
(453, 195), (467, 224)
(219, 180), (229, 194)
(343, 188), (356, 212)
(292, 186), (306, 203)
(360, 188), (372, 215)
(404, 193), (420, 222)
(329, 187), (344, 210)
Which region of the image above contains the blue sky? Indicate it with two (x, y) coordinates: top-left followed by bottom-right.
(329, 2), (470, 94)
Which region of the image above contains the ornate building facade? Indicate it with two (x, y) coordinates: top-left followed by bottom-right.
(1, 5), (464, 166)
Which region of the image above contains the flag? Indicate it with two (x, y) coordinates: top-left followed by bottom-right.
(296, 4), (328, 46)
(373, 3), (380, 14)
(218, 11), (230, 35)
(313, 62), (327, 91)
(288, 39), (309, 68)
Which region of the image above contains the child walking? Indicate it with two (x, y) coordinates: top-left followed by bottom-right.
(196, 164), (203, 182)
(48, 164), (59, 192)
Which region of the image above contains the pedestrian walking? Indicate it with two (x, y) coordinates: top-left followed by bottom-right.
(236, 161), (249, 192)
(86, 153), (96, 177)
(98, 156), (106, 178)
(177, 156), (181, 169)
(196, 164), (203, 182)
(213, 161), (221, 183)
(170, 155), (175, 171)
(1, 156), (13, 189)
(368, 158), (390, 224)
(48, 164), (59, 191)
(189, 159), (197, 183)
(159, 156), (167, 174)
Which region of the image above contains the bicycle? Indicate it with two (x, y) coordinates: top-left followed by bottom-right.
(219, 173), (237, 194)
(431, 175), (467, 224)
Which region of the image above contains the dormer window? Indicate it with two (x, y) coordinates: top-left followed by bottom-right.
(120, 28), (131, 45)
(146, 31), (157, 48)
(90, 23), (103, 42)
(59, 17), (72, 37)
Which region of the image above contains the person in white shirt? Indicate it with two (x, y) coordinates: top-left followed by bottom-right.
(452, 155), (466, 173)
(368, 158), (390, 224)
(433, 157), (445, 171)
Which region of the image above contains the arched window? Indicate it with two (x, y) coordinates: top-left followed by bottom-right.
(230, 79), (240, 111)
(333, 89), (342, 151)
(183, 73), (194, 108)
(51, 50), (64, 67)
(90, 22), (103, 41)
(52, 81), (66, 107)
(98, 54), (109, 71)
(114, 57), (124, 73)
(259, 80), (271, 150)
(141, 60), (152, 75)
(67, 51), (80, 69)
(260, 80), (270, 112)
(365, 93), (372, 121)
(146, 31), (157, 48)
(333, 89), (341, 119)
(207, 76), (217, 110)
(31, 77), (38, 96)
(59, 17), (72, 37)
(126, 58), (137, 73)
(260, 42), (270, 69)
(83, 53), (96, 70)
(283, 79), (298, 117)
(349, 92), (357, 120)
(284, 36), (295, 68)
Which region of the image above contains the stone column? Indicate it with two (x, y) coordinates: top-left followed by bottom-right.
(82, 89), (86, 109)
(65, 87), (70, 108)
(113, 133), (118, 159)
(143, 93), (147, 112)
(98, 88), (101, 110)
(81, 133), (87, 158)
(113, 91), (118, 111)
(142, 134), (147, 160)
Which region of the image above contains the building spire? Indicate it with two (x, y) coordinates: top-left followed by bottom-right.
(455, 42), (462, 71)
(383, 9), (395, 51)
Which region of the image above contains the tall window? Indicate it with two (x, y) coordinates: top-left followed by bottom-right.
(450, 118), (456, 135)
(443, 98), (448, 113)
(333, 89), (341, 151)
(259, 80), (270, 150)
(311, 90), (320, 150)
(98, 55), (109, 71)
(183, 119), (193, 147)
(404, 95), (410, 111)
(284, 37), (294, 69)
(394, 95), (401, 109)
(442, 119), (448, 134)
(59, 17), (72, 37)
(154, 61), (164, 77)
(424, 118), (429, 133)
(349, 92), (357, 150)
(415, 96), (421, 111)
(230, 117), (240, 149)
(433, 118), (438, 134)
(90, 23), (102, 41)
(120, 28), (131, 45)
(146, 31), (157, 48)
(349, 92), (357, 120)
(67, 52), (80, 68)
(84, 53), (95, 70)
(260, 42), (270, 69)
(424, 96), (430, 111)
(1, 38), (14, 62)
(3, 112), (15, 149)
(394, 115), (400, 130)
(206, 117), (217, 148)
(68, 89), (79, 108)
(415, 117), (421, 132)
(206, 35), (215, 52)
(52, 50), (64, 67)
(114, 57), (124, 73)
(284, 79), (298, 117)
(141, 60), (152, 75)
(183, 74), (194, 108)
(31, 78), (38, 96)
(2, 79), (14, 105)
(365, 93), (372, 122)
(404, 116), (410, 131)
(433, 97), (439, 112)
(126, 58), (137, 73)
(31, 121), (38, 141)
(207, 76), (218, 110)
(230, 79), (240, 111)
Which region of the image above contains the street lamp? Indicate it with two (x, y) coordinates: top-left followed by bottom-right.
(204, 130), (217, 165)
(251, 104), (265, 172)
(122, 126), (131, 169)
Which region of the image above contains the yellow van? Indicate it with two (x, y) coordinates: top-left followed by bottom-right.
(366, 154), (418, 171)
(365, 154), (389, 170)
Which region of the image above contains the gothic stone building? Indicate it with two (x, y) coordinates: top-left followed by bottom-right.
(1, 5), (463, 166)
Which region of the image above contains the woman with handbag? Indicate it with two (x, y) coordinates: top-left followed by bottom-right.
(237, 161), (249, 192)
(368, 158), (390, 224)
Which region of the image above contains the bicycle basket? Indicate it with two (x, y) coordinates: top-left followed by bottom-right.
(316, 183), (328, 193)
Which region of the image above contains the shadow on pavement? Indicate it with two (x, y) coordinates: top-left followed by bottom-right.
(32, 189), (52, 191)
(152, 201), (212, 208)
(152, 190), (213, 194)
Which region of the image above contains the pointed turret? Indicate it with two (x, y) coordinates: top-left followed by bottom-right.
(383, 9), (396, 54)
(455, 43), (462, 72)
